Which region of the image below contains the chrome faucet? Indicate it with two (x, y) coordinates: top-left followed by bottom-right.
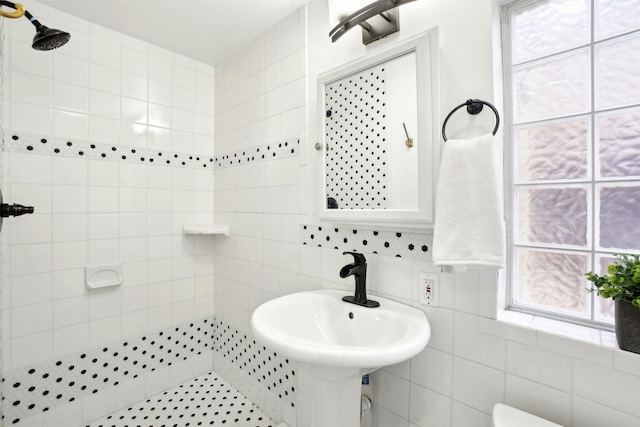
(340, 251), (379, 308)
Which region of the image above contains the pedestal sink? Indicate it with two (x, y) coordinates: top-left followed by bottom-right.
(251, 289), (431, 427)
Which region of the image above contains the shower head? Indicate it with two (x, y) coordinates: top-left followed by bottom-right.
(0, 1), (70, 50)
(32, 24), (71, 50)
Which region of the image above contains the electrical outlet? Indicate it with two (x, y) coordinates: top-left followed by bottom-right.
(419, 272), (439, 307)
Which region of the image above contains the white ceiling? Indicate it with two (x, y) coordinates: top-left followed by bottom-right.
(39, 0), (310, 66)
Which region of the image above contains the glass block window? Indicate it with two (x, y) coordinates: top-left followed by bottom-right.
(505, 0), (640, 327)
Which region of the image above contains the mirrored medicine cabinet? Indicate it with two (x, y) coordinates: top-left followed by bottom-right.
(317, 30), (440, 229)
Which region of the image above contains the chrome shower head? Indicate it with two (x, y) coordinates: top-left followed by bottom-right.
(32, 24), (70, 50)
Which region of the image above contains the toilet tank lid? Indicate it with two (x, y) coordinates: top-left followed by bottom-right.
(493, 404), (564, 427)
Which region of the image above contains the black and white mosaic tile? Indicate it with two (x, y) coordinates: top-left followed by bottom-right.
(2, 317), (215, 425)
(5, 132), (215, 169)
(300, 224), (432, 261)
(1, 317), (294, 425)
(214, 322), (295, 409)
(86, 370), (277, 427)
(325, 63), (388, 209)
(213, 139), (300, 169)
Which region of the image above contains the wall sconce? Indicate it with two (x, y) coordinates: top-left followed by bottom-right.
(0, 0), (70, 50)
(328, 0), (417, 45)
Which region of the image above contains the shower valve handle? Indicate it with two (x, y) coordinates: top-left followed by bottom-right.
(0, 203), (34, 217)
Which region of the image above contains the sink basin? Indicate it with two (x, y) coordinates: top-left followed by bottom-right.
(251, 289), (431, 427)
(251, 289), (431, 369)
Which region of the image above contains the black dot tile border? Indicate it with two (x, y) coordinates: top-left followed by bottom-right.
(213, 139), (300, 169)
(5, 132), (215, 169)
(1, 317), (215, 425)
(6, 132), (302, 172)
(86, 370), (277, 427)
(301, 224), (432, 261)
(213, 322), (295, 409)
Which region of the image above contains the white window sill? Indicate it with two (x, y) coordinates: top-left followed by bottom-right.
(497, 309), (617, 349)
(476, 306), (640, 377)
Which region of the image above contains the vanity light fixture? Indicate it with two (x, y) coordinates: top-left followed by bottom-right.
(328, 0), (417, 45)
(0, 0), (71, 50)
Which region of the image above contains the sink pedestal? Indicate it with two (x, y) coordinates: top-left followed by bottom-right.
(298, 364), (366, 427)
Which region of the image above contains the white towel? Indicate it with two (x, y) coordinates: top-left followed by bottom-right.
(432, 133), (505, 269)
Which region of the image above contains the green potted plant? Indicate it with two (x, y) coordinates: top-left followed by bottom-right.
(586, 253), (640, 354)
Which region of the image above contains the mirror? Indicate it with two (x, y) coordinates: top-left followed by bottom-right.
(318, 31), (439, 228)
(324, 52), (419, 210)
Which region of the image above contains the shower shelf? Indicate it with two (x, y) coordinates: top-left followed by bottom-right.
(183, 224), (230, 236)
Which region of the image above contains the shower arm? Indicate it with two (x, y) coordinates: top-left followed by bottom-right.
(0, 1), (45, 31)
(0, 0), (70, 50)
(0, 0), (23, 18)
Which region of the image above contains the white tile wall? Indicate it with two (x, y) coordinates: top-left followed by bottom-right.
(210, 2), (640, 427)
(409, 383), (452, 427)
(505, 375), (571, 426)
(213, 7), (306, 344)
(1, 1), (216, 425)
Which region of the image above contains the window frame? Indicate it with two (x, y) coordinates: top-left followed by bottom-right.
(502, 0), (640, 331)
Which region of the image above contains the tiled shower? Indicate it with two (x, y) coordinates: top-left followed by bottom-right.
(0, 2), (229, 425)
(1, 1), (640, 427)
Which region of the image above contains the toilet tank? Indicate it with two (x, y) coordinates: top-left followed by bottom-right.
(492, 404), (564, 427)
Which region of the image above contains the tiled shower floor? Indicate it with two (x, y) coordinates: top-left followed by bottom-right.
(86, 371), (278, 427)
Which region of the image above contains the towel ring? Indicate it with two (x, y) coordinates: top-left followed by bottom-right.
(441, 99), (500, 141)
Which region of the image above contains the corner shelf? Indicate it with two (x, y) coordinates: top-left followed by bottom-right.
(183, 224), (230, 236)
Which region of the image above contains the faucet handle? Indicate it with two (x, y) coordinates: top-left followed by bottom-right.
(343, 251), (366, 265)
